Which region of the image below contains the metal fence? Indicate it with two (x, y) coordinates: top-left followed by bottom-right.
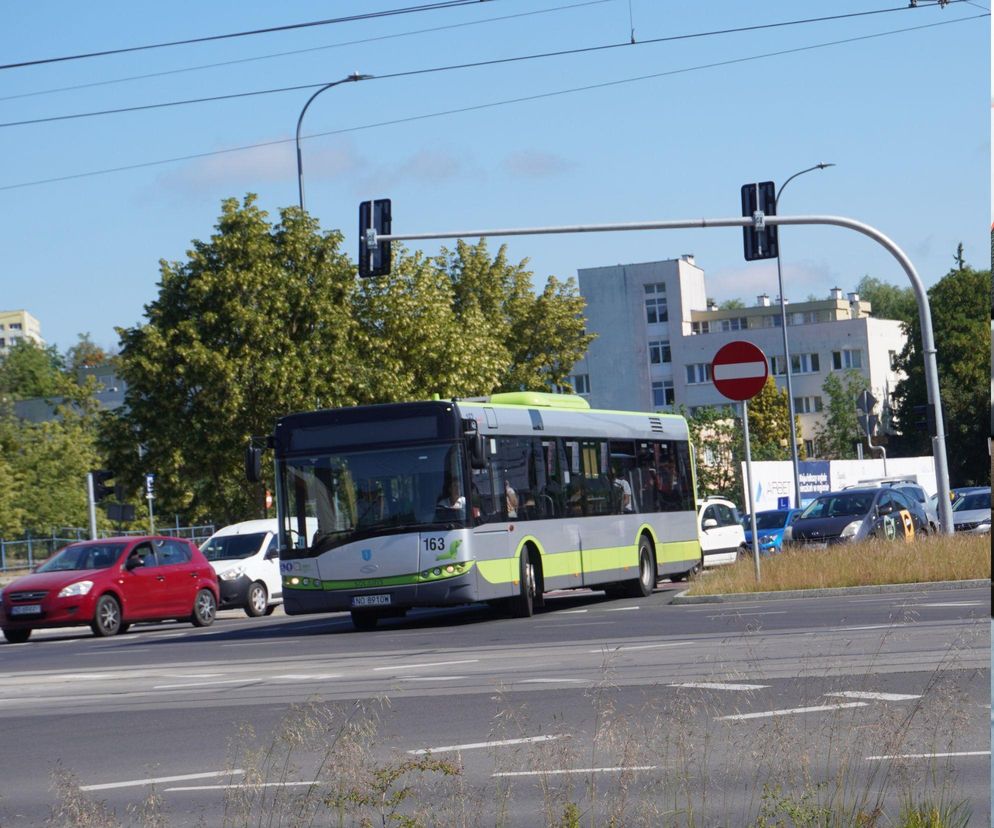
(0, 525), (215, 573)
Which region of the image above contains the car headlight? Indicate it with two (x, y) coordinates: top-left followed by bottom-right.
(58, 580), (94, 598)
(219, 566), (245, 581)
(758, 534), (777, 544)
(840, 520), (863, 539)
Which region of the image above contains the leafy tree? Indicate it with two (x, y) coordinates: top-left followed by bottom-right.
(745, 376), (806, 461)
(852, 275), (917, 326)
(66, 333), (109, 375)
(890, 253), (991, 485)
(683, 405), (744, 508)
(815, 369), (869, 459)
(718, 298), (746, 310)
(0, 340), (66, 400)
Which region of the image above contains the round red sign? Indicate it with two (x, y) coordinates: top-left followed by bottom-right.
(711, 340), (769, 401)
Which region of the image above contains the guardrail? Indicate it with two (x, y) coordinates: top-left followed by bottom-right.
(0, 526), (215, 573)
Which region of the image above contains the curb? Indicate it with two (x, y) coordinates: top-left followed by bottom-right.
(671, 578), (991, 604)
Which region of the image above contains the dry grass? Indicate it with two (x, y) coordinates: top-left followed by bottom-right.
(687, 533), (990, 596)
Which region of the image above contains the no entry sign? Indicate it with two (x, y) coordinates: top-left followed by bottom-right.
(712, 340), (769, 401)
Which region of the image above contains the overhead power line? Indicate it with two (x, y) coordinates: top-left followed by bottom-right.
(0, 0), (495, 71)
(0, 2), (975, 130)
(0, 1), (612, 103)
(0, 13), (984, 193)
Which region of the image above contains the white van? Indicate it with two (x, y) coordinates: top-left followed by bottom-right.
(200, 519), (283, 617)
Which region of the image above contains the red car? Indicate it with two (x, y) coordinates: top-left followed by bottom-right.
(0, 536), (220, 643)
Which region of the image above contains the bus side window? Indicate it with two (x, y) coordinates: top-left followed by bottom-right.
(636, 442), (660, 514)
(541, 440), (565, 518)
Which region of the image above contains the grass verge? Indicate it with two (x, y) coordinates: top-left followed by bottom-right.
(686, 533), (990, 596)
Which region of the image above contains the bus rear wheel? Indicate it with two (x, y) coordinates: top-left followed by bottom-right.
(622, 537), (656, 598)
(510, 549), (536, 618)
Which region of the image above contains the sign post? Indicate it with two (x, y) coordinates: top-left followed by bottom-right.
(712, 340), (769, 582)
(145, 473), (156, 535)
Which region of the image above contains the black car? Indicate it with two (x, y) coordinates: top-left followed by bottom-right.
(783, 487), (928, 547)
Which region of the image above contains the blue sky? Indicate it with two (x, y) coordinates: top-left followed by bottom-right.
(1, 0), (989, 354)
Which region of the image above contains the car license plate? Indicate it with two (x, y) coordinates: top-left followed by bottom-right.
(10, 604), (42, 616)
(352, 594), (391, 607)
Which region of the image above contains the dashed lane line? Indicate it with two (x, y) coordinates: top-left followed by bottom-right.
(588, 642), (691, 653)
(866, 751), (989, 761)
(668, 682), (768, 691)
(493, 766), (660, 777)
(82, 770), (244, 792)
(373, 659), (478, 672)
(408, 735), (563, 755)
(153, 679), (256, 690)
(718, 702), (868, 721)
(825, 691), (921, 702)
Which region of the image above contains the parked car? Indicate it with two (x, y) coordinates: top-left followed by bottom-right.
(741, 508), (801, 554)
(783, 487), (927, 548)
(697, 496), (747, 567)
(845, 479), (938, 533)
(0, 536), (219, 643)
(200, 519), (283, 617)
(929, 485), (989, 514)
(950, 488), (991, 534)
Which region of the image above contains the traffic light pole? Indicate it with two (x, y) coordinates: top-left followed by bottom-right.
(369, 212), (954, 533)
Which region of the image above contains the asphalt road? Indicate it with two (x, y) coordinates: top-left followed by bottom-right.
(0, 582), (988, 826)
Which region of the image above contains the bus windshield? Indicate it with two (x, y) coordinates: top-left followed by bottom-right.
(281, 442), (467, 555)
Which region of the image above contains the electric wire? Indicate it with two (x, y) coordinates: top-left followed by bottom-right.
(0, 0), (611, 103)
(0, 0), (495, 71)
(0, 2), (978, 130)
(0, 13), (983, 193)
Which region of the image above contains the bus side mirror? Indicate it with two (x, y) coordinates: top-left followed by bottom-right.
(463, 418), (486, 470)
(245, 445), (262, 483)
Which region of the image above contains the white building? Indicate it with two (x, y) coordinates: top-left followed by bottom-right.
(570, 257), (907, 458)
(0, 309), (43, 354)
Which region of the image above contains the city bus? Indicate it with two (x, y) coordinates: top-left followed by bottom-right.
(247, 392), (702, 630)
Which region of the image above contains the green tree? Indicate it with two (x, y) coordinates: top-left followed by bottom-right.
(683, 405), (744, 507)
(718, 298), (746, 310)
(0, 340), (66, 400)
(745, 376), (805, 461)
(853, 275), (917, 326)
(890, 253), (991, 485)
(66, 333), (109, 375)
(815, 369), (869, 459)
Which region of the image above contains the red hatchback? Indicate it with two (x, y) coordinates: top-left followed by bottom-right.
(0, 536), (220, 643)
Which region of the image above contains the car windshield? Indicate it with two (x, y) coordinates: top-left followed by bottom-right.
(36, 543), (126, 572)
(748, 511), (790, 530)
(800, 494), (874, 519)
(201, 532), (267, 562)
(952, 492), (991, 512)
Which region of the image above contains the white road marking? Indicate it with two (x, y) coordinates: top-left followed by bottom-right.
(719, 702), (868, 721)
(826, 691), (921, 702)
(153, 679), (252, 690)
(559, 609), (588, 614)
(493, 765), (660, 777)
(520, 678), (588, 684)
(604, 606), (640, 612)
(81, 648), (151, 654)
(271, 674), (341, 681)
(408, 735), (563, 755)
(167, 780), (315, 791)
(915, 602), (985, 608)
(588, 642), (690, 653)
(668, 682), (768, 691)
(866, 751), (990, 761)
(706, 611), (788, 617)
(373, 659), (478, 672)
(81, 769), (244, 791)
(398, 676), (466, 682)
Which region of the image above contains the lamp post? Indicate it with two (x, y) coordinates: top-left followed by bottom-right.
(295, 72), (372, 213)
(775, 162), (835, 509)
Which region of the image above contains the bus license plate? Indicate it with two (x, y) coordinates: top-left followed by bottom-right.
(352, 595), (391, 608)
(10, 604), (42, 616)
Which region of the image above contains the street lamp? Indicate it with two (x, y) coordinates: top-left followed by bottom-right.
(775, 162), (835, 509)
(295, 72), (373, 213)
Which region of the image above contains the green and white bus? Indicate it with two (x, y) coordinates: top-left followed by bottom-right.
(249, 392), (701, 629)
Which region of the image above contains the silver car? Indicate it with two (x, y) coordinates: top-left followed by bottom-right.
(950, 488), (991, 534)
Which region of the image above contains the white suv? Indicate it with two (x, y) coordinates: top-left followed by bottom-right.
(697, 496), (747, 567)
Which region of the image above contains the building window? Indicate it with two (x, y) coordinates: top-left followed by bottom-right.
(804, 439), (816, 457)
(651, 380), (675, 407)
(791, 352), (820, 374)
(793, 396), (824, 414)
(685, 363), (712, 385)
(832, 349), (863, 370)
(790, 310), (830, 326)
(9, 323), (22, 331)
(648, 339), (671, 365)
(691, 321), (711, 335)
(760, 315), (782, 328)
(770, 355), (786, 376)
(571, 374), (590, 395)
(888, 350), (899, 371)
(644, 283), (668, 324)
(718, 317), (748, 332)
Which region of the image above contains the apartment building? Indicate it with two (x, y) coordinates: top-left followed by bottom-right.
(570, 257), (907, 457)
(0, 309), (43, 354)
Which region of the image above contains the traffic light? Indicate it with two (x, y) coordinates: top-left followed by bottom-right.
(91, 470), (115, 503)
(740, 181), (779, 261)
(358, 198), (392, 277)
